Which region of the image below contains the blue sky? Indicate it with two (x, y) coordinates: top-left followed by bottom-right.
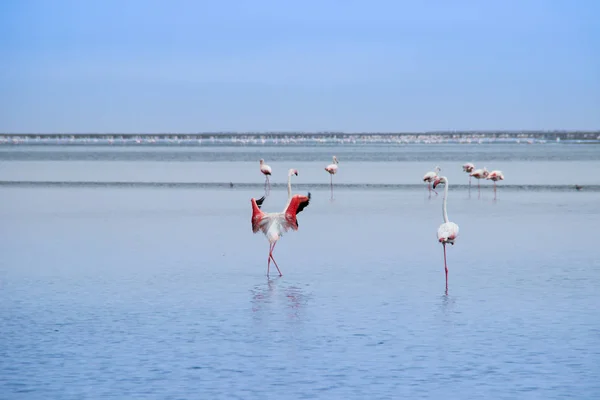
(1, 0), (599, 133)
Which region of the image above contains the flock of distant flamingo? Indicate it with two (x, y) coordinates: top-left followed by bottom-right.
(250, 157), (504, 292)
(459, 163), (505, 199)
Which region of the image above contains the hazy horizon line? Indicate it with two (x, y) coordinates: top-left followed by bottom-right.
(2, 130), (600, 136)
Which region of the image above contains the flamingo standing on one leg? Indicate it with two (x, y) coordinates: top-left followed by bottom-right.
(250, 169), (311, 277)
(259, 159), (272, 193)
(423, 166), (441, 195)
(486, 170), (505, 200)
(470, 167), (489, 198)
(462, 163), (475, 188)
(433, 176), (459, 294)
(324, 156), (339, 199)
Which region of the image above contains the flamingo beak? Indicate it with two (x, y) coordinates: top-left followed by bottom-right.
(294, 171), (298, 176)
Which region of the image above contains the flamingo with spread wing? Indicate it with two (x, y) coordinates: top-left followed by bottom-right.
(250, 169), (311, 276)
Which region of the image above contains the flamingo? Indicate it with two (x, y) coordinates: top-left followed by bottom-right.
(259, 159), (272, 192)
(470, 166), (489, 197)
(433, 176), (459, 293)
(486, 170), (505, 199)
(423, 166), (441, 195)
(324, 156), (339, 199)
(462, 163), (475, 187)
(250, 169), (311, 276)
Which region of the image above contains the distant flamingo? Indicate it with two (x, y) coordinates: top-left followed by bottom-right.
(486, 170), (505, 199)
(251, 169), (311, 276)
(433, 176), (459, 293)
(462, 163), (475, 187)
(259, 159), (272, 192)
(423, 166), (441, 195)
(470, 167), (489, 197)
(324, 156), (339, 199)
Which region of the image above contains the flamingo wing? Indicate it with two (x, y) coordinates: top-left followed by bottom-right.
(251, 196), (266, 233)
(284, 192), (311, 229)
(295, 192), (311, 215)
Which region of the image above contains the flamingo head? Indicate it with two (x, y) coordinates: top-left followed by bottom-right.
(259, 159), (264, 165)
(333, 156), (339, 164)
(435, 166), (441, 173)
(433, 176), (447, 189)
(288, 168), (298, 176)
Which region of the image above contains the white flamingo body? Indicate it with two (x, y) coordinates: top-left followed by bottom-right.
(470, 167), (489, 180)
(487, 170), (504, 182)
(437, 222), (459, 245)
(433, 176), (459, 292)
(325, 164), (338, 174)
(250, 169), (310, 276)
(422, 166), (440, 183)
(259, 159), (272, 176)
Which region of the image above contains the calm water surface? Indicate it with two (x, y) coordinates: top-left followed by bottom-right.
(1, 144), (599, 399)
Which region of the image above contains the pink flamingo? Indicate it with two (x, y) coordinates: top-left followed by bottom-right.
(486, 170), (505, 199)
(250, 169), (311, 276)
(462, 162), (475, 187)
(470, 166), (489, 197)
(324, 156), (339, 199)
(259, 159), (272, 191)
(423, 166), (441, 195)
(433, 176), (459, 293)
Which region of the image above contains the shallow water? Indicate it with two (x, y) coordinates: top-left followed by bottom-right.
(1, 143), (600, 399)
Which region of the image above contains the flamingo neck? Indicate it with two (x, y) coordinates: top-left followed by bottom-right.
(442, 178), (449, 223)
(287, 172), (293, 200)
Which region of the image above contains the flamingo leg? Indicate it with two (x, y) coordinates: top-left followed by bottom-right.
(468, 177), (472, 198)
(330, 174), (333, 199)
(269, 241), (282, 276)
(427, 182), (438, 195)
(267, 242), (273, 276)
(443, 242), (448, 290)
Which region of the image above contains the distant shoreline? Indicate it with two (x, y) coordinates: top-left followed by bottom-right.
(1, 131), (599, 140)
